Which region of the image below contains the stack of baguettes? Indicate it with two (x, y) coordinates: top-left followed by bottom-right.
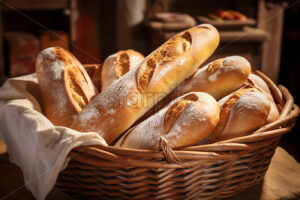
(36, 24), (279, 150)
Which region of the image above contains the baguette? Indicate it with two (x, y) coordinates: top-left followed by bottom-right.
(210, 84), (271, 142)
(83, 64), (102, 92)
(115, 92), (220, 150)
(36, 47), (98, 127)
(101, 49), (144, 90)
(71, 24), (220, 144)
(178, 56), (251, 100)
(140, 56), (251, 121)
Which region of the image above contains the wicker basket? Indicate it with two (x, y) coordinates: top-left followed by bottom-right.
(56, 71), (299, 200)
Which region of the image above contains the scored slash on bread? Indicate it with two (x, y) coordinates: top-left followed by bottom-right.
(163, 94), (198, 135)
(115, 92), (220, 150)
(101, 49), (144, 91)
(64, 62), (98, 113)
(137, 32), (191, 92)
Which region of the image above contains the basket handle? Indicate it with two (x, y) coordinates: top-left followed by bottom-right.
(252, 71), (299, 134)
(278, 85), (295, 119)
(159, 136), (187, 166)
(254, 70), (285, 106)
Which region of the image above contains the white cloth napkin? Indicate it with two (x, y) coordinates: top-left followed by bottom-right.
(0, 73), (107, 200)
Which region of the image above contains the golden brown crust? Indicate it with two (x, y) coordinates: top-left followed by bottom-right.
(114, 53), (130, 78)
(83, 64), (102, 91)
(71, 24), (220, 144)
(64, 67), (89, 112)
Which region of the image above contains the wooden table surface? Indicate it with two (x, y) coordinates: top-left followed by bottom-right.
(0, 139), (300, 200)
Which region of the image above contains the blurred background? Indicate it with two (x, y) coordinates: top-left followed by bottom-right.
(0, 0), (299, 159)
(0, 0), (300, 199)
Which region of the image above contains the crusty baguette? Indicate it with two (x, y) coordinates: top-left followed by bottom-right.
(115, 92), (220, 150)
(83, 64), (102, 92)
(71, 24), (220, 144)
(210, 84), (271, 142)
(139, 56), (251, 121)
(101, 49), (144, 90)
(178, 56), (251, 100)
(36, 47), (98, 127)
(247, 73), (279, 123)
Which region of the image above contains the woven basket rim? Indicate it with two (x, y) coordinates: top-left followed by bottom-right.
(69, 70), (299, 168)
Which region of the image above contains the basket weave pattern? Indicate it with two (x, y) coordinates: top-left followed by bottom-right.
(56, 71), (299, 200)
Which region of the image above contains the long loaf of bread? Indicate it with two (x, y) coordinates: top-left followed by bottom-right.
(173, 56), (251, 100)
(71, 24), (220, 144)
(36, 47), (98, 127)
(210, 84), (271, 142)
(115, 92), (220, 150)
